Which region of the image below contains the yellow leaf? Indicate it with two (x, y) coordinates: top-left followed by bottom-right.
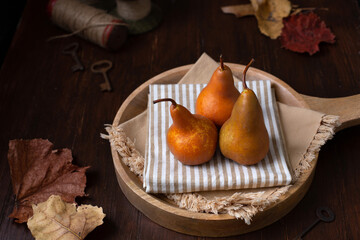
(27, 195), (105, 240)
(221, 4), (255, 18)
(251, 0), (291, 39)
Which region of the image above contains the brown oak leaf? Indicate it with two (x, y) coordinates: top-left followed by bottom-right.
(27, 195), (105, 240)
(280, 12), (336, 55)
(8, 139), (89, 223)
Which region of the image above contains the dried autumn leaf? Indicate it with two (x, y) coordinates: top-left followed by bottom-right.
(251, 0), (291, 39)
(8, 139), (89, 223)
(280, 12), (336, 55)
(27, 195), (105, 240)
(221, 4), (255, 18)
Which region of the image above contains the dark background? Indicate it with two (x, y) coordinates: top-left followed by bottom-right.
(0, 0), (359, 239)
(0, 0), (26, 67)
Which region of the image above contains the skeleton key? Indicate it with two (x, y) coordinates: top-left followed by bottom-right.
(62, 42), (84, 72)
(293, 207), (335, 240)
(91, 60), (113, 92)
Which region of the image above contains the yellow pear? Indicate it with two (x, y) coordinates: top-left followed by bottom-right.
(219, 59), (269, 165)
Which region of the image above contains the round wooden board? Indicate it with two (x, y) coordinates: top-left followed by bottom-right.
(109, 63), (356, 237)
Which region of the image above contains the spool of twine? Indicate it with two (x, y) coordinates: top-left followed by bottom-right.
(47, 0), (128, 50)
(116, 0), (151, 21)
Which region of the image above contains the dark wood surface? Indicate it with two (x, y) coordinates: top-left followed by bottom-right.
(1, 0), (359, 239)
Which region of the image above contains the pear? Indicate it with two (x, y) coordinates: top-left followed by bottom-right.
(196, 55), (240, 127)
(219, 59), (269, 165)
(153, 98), (218, 165)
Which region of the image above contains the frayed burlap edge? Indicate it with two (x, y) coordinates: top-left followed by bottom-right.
(101, 124), (144, 181)
(101, 114), (340, 225)
(293, 115), (340, 178)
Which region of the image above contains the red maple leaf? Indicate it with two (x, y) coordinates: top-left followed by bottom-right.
(280, 12), (335, 55)
(7, 139), (89, 223)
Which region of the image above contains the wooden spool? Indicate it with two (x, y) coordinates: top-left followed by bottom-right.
(110, 64), (360, 237)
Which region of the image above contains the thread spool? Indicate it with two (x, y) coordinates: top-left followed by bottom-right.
(112, 0), (162, 35)
(116, 0), (151, 21)
(47, 0), (128, 50)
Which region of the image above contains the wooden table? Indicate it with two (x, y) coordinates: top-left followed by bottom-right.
(0, 0), (359, 239)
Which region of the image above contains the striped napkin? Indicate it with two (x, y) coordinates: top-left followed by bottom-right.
(144, 80), (293, 194)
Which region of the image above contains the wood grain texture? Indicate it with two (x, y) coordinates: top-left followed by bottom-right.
(0, 0), (359, 239)
(302, 94), (360, 131)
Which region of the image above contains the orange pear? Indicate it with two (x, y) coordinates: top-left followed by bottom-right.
(196, 55), (240, 127)
(153, 98), (218, 165)
(219, 59), (269, 165)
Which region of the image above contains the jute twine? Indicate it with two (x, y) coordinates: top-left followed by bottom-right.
(49, 0), (127, 48)
(116, 0), (151, 21)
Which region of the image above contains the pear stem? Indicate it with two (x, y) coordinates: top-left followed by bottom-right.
(242, 58), (255, 89)
(220, 55), (224, 70)
(153, 98), (177, 106)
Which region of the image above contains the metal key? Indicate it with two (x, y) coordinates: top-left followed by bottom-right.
(62, 42), (84, 72)
(91, 60), (113, 92)
(293, 207), (335, 240)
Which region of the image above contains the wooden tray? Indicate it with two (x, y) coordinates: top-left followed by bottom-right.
(110, 64), (360, 237)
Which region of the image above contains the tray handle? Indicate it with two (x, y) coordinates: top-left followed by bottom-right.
(301, 94), (360, 132)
